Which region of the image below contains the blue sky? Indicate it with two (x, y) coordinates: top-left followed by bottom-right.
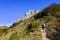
(0, 0), (60, 26)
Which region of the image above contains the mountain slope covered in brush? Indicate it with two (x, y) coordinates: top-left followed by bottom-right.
(0, 3), (60, 40)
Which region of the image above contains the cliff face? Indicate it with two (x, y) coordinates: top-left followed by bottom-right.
(24, 10), (40, 19)
(25, 10), (40, 17)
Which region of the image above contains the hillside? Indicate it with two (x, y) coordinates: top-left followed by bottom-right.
(0, 3), (60, 40)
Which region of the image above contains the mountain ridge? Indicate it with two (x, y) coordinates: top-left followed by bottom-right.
(0, 3), (60, 40)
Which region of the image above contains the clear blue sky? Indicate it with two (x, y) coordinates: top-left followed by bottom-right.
(0, 0), (60, 26)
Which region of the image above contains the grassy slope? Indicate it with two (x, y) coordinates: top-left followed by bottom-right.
(2, 18), (42, 40)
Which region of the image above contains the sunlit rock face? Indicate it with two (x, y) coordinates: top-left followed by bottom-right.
(16, 10), (40, 23)
(25, 10), (40, 19)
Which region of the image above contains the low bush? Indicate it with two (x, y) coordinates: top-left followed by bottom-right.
(26, 19), (40, 33)
(9, 32), (20, 40)
(46, 21), (60, 40)
(31, 19), (40, 28)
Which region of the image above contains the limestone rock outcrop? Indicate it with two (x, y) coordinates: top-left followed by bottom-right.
(16, 10), (40, 23)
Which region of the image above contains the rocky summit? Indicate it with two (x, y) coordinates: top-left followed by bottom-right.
(16, 10), (40, 23)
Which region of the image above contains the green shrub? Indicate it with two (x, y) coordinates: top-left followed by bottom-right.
(26, 19), (40, 33)
(10, 23), (17, 28)
(9, 32), (20, 40)
(22, 31), (28, 37)
(54, 12), (60, 18)
(31, 19), (40, 28)
(34, 11), (49, 19)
